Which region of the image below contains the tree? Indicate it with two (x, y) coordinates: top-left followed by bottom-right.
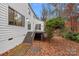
(41, 3), (60, 21)
(41, 4), (48, 21)
(64, 3), (78, 32)
(47, 3), (65, 18)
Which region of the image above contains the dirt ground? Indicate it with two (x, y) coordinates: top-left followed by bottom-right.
(2, 35), (79, 56)
(25, 36), (79, 56)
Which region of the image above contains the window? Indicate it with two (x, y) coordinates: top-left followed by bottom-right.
(28, 8), (31, 15)
(8, 7), (15, 25)
(8, 7), (25, 27)
(35, 24), (41, 30)
(28, 24), (31, 30)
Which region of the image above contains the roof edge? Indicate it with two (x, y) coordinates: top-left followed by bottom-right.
(28, 3), (39, 20)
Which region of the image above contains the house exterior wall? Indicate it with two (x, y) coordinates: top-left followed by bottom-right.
(27, 5), (35, 32)
(0, 3), (29, 54)
(0, 3), (44, 54)
(27, 4), (44, 32)
(34, 19), (44, 32)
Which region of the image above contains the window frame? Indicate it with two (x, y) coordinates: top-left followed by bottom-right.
(35, 24), (41, 30)
(8, 6), (25, 27)
(28, 23), (31, 30)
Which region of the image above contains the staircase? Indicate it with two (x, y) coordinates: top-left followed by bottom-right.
(23, 32), (35, 44)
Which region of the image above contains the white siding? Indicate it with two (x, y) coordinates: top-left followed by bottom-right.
(27, 5), (44, 32)
(34, 19), (44, 32)
(27, 6), (35, 32)
(0, 3), (27, 54)
(0, 3), (44, 54)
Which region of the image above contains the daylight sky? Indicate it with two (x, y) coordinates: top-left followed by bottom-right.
(31, 3), (67, 19)
(31, 3), (43, 18)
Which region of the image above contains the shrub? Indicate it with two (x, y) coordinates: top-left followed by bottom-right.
(46, 17), (64, 29)
(64, 32), (79, 42)
(60, 27), (70, 37)
(76, 34), (79, 42)
(45, 17), (65, 40)
(64, 32), (75, 40)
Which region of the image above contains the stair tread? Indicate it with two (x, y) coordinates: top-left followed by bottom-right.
(23, 32), (35, 44)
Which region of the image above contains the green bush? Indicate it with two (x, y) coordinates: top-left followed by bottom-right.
(46, 17), (64, 29)
(64, 32), (79, 42)
(45, 17), (65, 43)
(64, 32), (75, 40)
(76, 34), (79, 42)
(45, 17), (65, 39)
(61, 27), (70, 36)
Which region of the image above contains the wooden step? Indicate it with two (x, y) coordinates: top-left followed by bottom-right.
(23, 32), (35, 44)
